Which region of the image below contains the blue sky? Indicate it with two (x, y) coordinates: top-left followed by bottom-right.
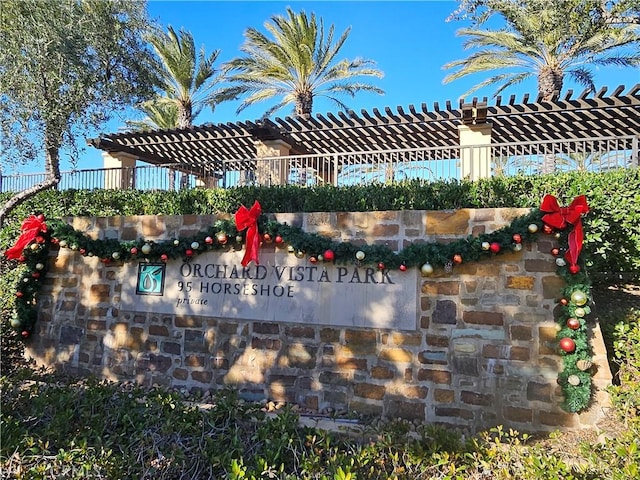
(11, 0), (640, 173)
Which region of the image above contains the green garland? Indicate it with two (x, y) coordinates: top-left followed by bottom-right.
(7, 207), (593, 412)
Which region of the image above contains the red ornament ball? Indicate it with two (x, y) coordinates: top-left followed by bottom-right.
(453, 254), (463, 264)
(31, 272), (40, 278)
(36, 214), (45, 222)
(263, 233), (272, 243)
(568, 264), (581, 274)
(205, 236), (214, 245)
(512, 233), (522, 244)
(551, 247), (560, 256)
(543, 224), (554, 234)
(378, 262), (385, 270)
(35, 235), (45, 244)
(51, 238), (59, 245)
(560, 298), (569, 306)
(399, 264), (407, 272)
(185, 249), (194, 257)
(130, 247), (138, 255)
(559, 337), (576, 353)
(16, 291), (24, 298)
(309, 256), (318, 264)
(323, 249), (335, 262)
(21, 330), (30, 339)
(160, 254), (168, 262)
(489, 242), (501, 253)
(566, 318), (581, 330)
(217, 233), (228, 245)
(275, 235), (283, 244)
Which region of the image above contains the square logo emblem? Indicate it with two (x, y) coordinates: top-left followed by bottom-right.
(136, 263), (166, 296)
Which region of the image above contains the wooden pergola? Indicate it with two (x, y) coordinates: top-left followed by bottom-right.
(89, 84), (640, 177)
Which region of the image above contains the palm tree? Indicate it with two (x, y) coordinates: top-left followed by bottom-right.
(124, 100), (178, 132)
(138, 26), (224, 188)
(218, 8), (384, 117)
(443, 0), (640, 100)
(146, 25), (224, 128)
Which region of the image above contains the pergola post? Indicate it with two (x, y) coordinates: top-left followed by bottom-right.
(254, 139), (291, 186)
(102, 152), (137, 189)
(458, 123), (493, 180)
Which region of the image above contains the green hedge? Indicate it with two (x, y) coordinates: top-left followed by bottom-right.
(1, 169), (639, 278)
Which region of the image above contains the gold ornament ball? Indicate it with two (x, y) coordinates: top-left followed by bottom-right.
(481, 242), (490, 251)
(355, 250), (366, 261)
(10, 317), (21, 328)
(287, 245), (295, 253)
(513, 243), (523, 252)
(574, 307), (586, 318)
(173, 239), (180, 246)
(35, 263), (44, 270)
(141, 244), (152, 255)
(568, 374), (581, 386)
(528, 224), (539, 233)
(295, 250), (305, 258)
(420, 263), (434, 276)
(112, 252), (120, 260)
(570, 290), (588, 306)
(59, 240), (68, 248)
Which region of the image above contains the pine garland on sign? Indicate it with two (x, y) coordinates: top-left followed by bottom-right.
(4, 198), (594, 412)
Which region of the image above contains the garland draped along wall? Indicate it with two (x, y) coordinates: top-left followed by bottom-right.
(5, 196), (595, 413)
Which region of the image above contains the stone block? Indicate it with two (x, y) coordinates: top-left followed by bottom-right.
(354, 383), (385, 400)
(162, 342), (181, 355)
(527, 382), (552, 402)
(344, 329), (377, 355)
(464, 311), (504, 326)
(426, 210), (471, 235)
(176, 316), (204, 328)
(89, 284), (111, 302)
(379, 348), (413, 363)
(435, 407), (474, 420)
(453, 356), (479, 376)
(60, 325), (83, 345)
(506, 276), (535, 290)
(510, 326), (532, 341)
(191, 370), (213, 384)
(285, 326), (316, 339)
(503, 406), (532, 423)
(461, 391), (493, 406)
(417, 369), (451, 384)
(433, 300), (457, 325)
(254, 322), (280, 335)
(434, 389), (455, 403)
(371, 366), (395, 379)
(418, 350), (448, 364)
(386, 400), (426, 421)
(336, 356), (368, 370)
(149, 325), (170, 337)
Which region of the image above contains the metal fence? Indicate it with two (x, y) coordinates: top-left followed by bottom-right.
(1, 135), (637, 193)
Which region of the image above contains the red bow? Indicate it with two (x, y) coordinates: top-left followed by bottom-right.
(540, 195), (589, 267)
(235, 201), (262, 266)
(5, 215), (48, 260)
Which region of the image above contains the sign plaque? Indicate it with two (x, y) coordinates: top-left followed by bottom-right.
(121, 251), (419, 330)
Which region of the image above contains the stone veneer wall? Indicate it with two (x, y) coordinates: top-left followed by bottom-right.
(28, 209), (612, 432)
